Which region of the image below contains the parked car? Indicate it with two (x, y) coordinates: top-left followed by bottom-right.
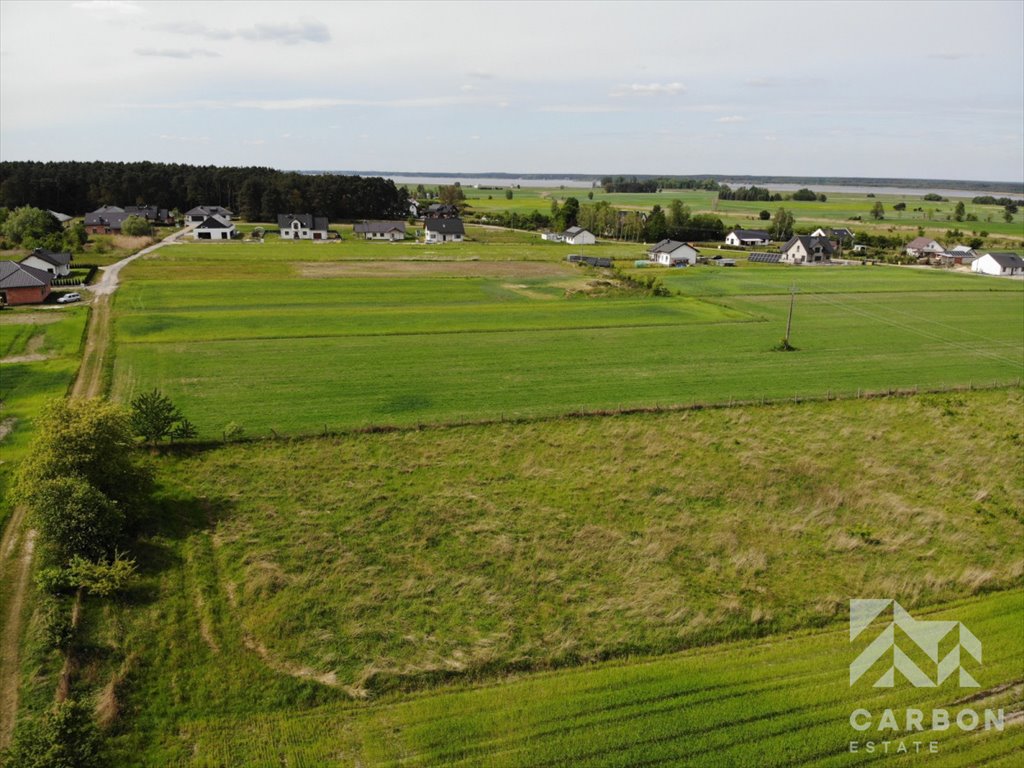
(57, 292), (81, 304)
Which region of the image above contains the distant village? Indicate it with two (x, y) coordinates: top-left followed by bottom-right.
(2, 199), (1021, 307)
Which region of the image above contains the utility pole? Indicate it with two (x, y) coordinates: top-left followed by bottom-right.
(784, 282), (796, 348)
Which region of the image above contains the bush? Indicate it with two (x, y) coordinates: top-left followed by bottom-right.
(120, 215), (152, 237)
(2, 700), (106, 768)
(66, 553), (138, 597)
(24, 477), (123, 565)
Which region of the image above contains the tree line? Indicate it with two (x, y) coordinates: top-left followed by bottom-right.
(600, 176), (722, 193)
(0, 161), (410, 221)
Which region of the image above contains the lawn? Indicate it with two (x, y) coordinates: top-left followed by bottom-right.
(38, 390), (1024, 765)
(108, 241), (1024, 438)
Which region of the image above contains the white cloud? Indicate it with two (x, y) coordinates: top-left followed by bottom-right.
(716, 115), (749, 123)
(135, 47), (220, 59)
(153, 20), (330, 45)
(242, 138), (266, 145)
(157, 134), (209, 143)
(611, 82), (686, 96)
(537, 105), (625, 113)
(72, 1), (142, 14)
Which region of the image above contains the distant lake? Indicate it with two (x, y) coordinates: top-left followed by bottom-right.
(375, 174), (1021, 198)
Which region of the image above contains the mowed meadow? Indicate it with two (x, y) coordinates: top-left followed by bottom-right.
(107, 233), (1024, 437)
(68, 390), (1024, 765)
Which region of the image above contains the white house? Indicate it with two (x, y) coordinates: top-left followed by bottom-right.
(354, 221), (406, 241)
(725, 229), (771, 247)
(780, 235), (834, 264)
(424, 217), (465, 243)
(647, 239), (697, 266)
(562, 226), (596, 246)
(185, 206), (233, 225)
(192, 216), (236, 240)
(905, 236), (944, 258)
(19, 248), (72, 277)
(278, 213), (330, 240)
(540, 231), (563, 242)
(811, 227), (854, 243)
(971, 252), (1024, 277)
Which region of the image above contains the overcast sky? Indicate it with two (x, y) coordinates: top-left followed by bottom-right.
(1, 0), (1022, 181)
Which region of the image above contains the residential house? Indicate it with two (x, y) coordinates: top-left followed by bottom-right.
(725, 229), (771, 247)
(647, 239), (697, 266)
(540, 231), (563, 242)
(971, 252), (1024, 277)
(354, 221), (406, 241)
(278, 213), (330, 240)
(19, 248), (72, 277)
(780, 235), (834, 264)
(562, 226), (596, 246)
(124, 205), (174, 225)
(185, 206), (233, 225)
(811, 227), (854, 244)
(424, 217), (465, 243)
(47, 210), (73, 225)
(905, 236), (944, 258)
(84, 205), (129, 234)
(0, 261), (54, 305)
(192, 216), (236, 241)
(423, 203), (460, 219)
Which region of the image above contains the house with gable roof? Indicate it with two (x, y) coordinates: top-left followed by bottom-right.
(354, 221), (406, 241)
(0, 261), (54, 305)
(780, 235), (834, 264)
(19, 248), (73, 277)
(278, 213), (330, 240)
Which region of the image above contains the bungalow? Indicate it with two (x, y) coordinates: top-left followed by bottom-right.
(563, 226), (596, 246)
(192, 216), (236, 241)
(278, 213), (330, 240)
(647, 239), (697, 266)
(971, 252), (1024, 277)
(424, 217), (465, 243)
(354, 221), (406, 241)
(124, 205), (174, 225)
(780, 235), (834, 264)
(905, 236), (944, 258)
(0, 261), (54, 305)
(84, 205), (129, 234)
(540, 231), (563, 242)
(725, 229), (771, 247)
(19, 248), (72, 277)
(185, 206), (233, 225)
(811, 227), (854, 244)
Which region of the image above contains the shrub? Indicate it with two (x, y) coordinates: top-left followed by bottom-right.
(2, 700), (106, 768)
(24, 477), (123, 565)
(120, 215), (152, 237)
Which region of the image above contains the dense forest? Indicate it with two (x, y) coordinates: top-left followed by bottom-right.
(0, 161), (410, 221)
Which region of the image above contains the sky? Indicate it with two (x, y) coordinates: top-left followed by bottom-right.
(1, 0), (1022, 182)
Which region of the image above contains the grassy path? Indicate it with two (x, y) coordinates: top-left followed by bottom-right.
(0, 503), (33, 748)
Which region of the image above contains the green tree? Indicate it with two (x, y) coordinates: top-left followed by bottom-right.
(504, 188), (513, 200)
(24, 477), (123, 564)
(130, 388), (182, 445)
(1003, 208), (1014, 224)
(64, 220), (88, 251)
(769, 208), (795, 240)
(2, 205), (62, 245)
(18, 398), (152, 513)
(892, 202), (907, 212)
(758, 210), (771, 220)
(560, 197), (580, 229)
(668, 199), (690, 230)
(953, 201), (965, 222)
(870, 201), (885, 220)
(438, 185), (465, 206)
(120, 215), (152, 236)
(644, 205), (668, 242)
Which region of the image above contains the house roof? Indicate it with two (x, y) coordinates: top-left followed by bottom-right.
(354, 221), (406, 234)
(981, 252), (1024, 268)
(23, 248), (72, 268)
(47, 210), (73, 223)
(907, 236), (941, 249)
(424, 217), (465, 235)
(196, 216), (232, 230)
(563, 226), (593, 237)
(84, 211), (130, 229)
(950, 244), (975, 254)
(0, 260), (54, 289)
(729, 229), (770, 240)
(648, 239), (693, 254)
(782, 235), (834, 255)
(277, 213), (329, 230)
(187, 205), (233, 217)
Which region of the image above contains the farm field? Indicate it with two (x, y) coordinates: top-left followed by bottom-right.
(42, 389), (1024, 765)
(108, 239), (1023, 438)
(462, 186), (1024, 240)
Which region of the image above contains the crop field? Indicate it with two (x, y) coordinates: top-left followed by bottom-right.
(463, 187), (1024, 240)
(108, 239), (1023, 438)
(52, 390), (1023, 765)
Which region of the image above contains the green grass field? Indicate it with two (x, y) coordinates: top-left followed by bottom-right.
(36, 390), (1023, 766)
(108, 239), (1023, 439)
(0, 306), (89, 523)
